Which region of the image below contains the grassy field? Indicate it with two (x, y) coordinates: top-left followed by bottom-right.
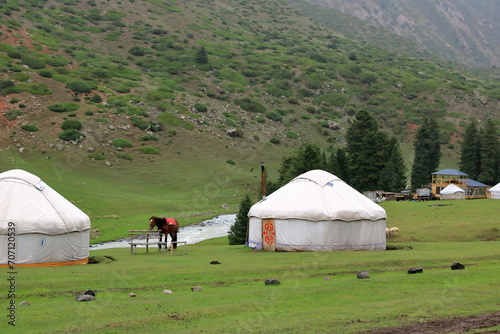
(3, 239), (499, 333)
(1, 199), (499, 333)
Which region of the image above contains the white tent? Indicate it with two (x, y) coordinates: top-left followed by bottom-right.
(247, 170), (387, 251)
(489, 182), (500, 199)
(0, 169), (90, 267)
(440, 184), (465, 200)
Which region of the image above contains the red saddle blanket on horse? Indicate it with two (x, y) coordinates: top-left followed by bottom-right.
(166, 218), (177, 226)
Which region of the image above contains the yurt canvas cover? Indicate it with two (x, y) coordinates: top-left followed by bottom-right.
(0, 169), (90, 267)
(440, 184), (465, 200)
(489, 183), (500, 199)
(248, 170), (387, 251)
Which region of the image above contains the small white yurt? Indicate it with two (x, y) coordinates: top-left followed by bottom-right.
(247, 170), (387, 251)
(489, 182), (500, 199)
(440, 184), (465, 200)
(0, 169), (90, 267)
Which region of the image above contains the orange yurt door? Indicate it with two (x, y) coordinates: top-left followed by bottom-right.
(262, 219), (276, 251)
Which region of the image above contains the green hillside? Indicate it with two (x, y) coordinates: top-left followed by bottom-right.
(0, 0), (499, 226)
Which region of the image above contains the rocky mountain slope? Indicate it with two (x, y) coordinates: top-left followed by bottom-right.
(0, 0), (499, 171)
(295, 0), (500, 68)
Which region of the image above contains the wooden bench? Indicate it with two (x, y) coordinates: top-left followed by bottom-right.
(128, 230), (187, 255)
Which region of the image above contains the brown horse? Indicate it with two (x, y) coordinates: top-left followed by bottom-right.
(149, 216), (179, 250)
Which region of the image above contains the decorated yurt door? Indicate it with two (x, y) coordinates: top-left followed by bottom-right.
(262, 219), (276, 251)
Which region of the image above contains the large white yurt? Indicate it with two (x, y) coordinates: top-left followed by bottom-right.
(489, 182), (500, 199)
(247, 170), (387, 251)
(0, 169), (90, 267)
(440, 183), (465, 200)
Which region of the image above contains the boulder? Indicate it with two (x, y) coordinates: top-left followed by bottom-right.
(357, 271), (370, 279)
(75, 295), (95, 301)
(407, 267), (423, 274)
(264, 279), (280, 285)
(191, 286), (203, 292)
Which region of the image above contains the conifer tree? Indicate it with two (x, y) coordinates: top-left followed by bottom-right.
(267, 143), (326, 192)
(459, 121), (481, 179)
(410, 118), (441, 189)
(379, 137), (407, 191)
(228, 194), (253, 245)
(195, 46), (209, 64)
(477, 119), (500, 185)
(346, 110), (388, 191)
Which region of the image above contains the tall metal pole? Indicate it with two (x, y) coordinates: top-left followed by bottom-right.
(260, 161), (266, 198)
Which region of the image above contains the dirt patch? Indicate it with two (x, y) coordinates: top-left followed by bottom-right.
(363, 312), (500, 334)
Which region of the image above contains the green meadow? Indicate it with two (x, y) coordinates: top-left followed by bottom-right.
(1, 198), (499, 333)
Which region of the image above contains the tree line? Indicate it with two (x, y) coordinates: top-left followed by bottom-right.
(267, 110), (500, 194)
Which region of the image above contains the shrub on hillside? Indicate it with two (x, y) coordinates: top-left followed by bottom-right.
(139, 146), (159, 154)
(21, 124), (38, 132)
(21, 56), (45, 69)
(38, 69), (52, 78)
(87, 153), (105, 160)
(59, 129), (84, 142)
(48, 102), (79, 112)
(116, 153), (133, 160)
(112, 138), (133, 148)
(66, 80), (95, 93)
(193, 103), (207, 112)
(61, 120), (82, 130)
(234, 97), (266, 113)
(5, 110), (24, 121)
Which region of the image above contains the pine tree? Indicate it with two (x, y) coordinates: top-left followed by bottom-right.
(477, 119), (500, 185)
(335, 147), (350, 183)
(410, 118), (441, 189)
(379, 137), (407, 191)
(346, 110), (388, 191)
(228, 194), (253, 245)
(459, 121), (481, 179)
(195, 46), (209, 64)
(268, 143), (326, 192)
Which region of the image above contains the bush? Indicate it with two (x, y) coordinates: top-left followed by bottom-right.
(234, 97), (266, 113)
(38, 69), (52, 78)
(61, 120), (82, 130)
(48, 102), (79, 112)
(193, 103), (207, 112)
(5, 110), (24, 121)
(66, 80), (94, 93)
(87, 153), (105, 160)
(285, 131), (299, 139)
(269, 137), (281, 145)
(20, 124), (38, 132)
(112, 138), (133, 148)
(139, 135), (159, 141)
(117, 153), (133, 160)
(59, 129), (84, 141)
(265, 112), (282, 122)
(21, 56), (45, 69)
(90, 94), (102, 103)
(139, 146), (159, 154)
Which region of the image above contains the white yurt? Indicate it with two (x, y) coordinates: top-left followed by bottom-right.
(0, 169), (91, 267)
(440, 183), (465, 200)
(489, 182), (500, 199)
(247, 170), (387, 251)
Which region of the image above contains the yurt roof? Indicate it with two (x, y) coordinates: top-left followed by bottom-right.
(0, 169), (90, 235)
(440, 183), (465, 194)
(489, 182), (500, 192)
(248, 170), (386, 222)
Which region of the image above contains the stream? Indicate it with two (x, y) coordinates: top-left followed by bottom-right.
(90, 214), (236, 250)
